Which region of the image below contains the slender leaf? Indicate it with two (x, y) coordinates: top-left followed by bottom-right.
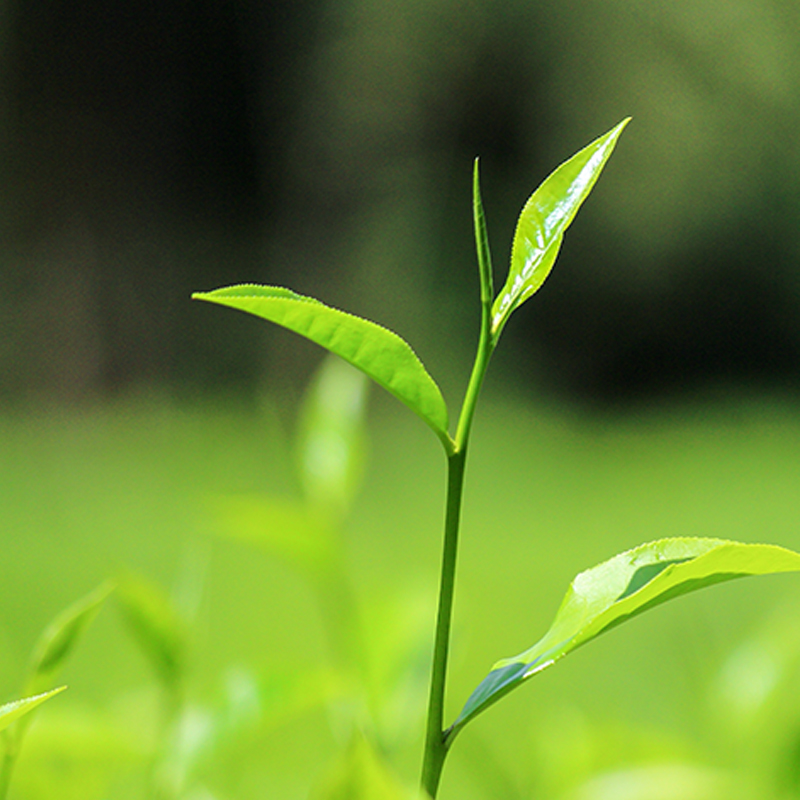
(26, 583), (113, 696)
(115, 574), (186, 689)
(297, 355), (369, 515)
(453, 537), (800, 736)
(491, 118), (630, 341)
(472, 159), (494, 307)
(193, 285), (451, 449)
(0, 688), (66, 733)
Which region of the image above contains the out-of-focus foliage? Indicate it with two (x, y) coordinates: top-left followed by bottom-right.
(4, 392), (800, 797)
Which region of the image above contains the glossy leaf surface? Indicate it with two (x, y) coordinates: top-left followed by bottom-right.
(193, 285), (450, 448)
(26, 583), (113, 696)
(0, 688), (66, 733)
(491, 118), (630, 340)
(453, 538), (800, 736)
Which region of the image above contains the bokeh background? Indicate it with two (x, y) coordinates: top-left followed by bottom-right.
(3, 1), (800, 798)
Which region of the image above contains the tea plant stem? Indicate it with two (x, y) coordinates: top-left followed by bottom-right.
(421, 447), (466, 796)
(421, 180), (495, 796)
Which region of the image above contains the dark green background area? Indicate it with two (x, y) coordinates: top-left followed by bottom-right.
(1, 0), (799, 406)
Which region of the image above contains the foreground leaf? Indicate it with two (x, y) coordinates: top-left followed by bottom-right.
(0, 688), (66, 733)
(452, 538), (800, 737)
(26, 583), (113, 696)
(491, 118), (630, 341)
(193, 285), (451, 449)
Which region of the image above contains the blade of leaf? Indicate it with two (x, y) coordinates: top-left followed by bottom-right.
(472, 158), (494, 307)
(193, 285), (451, 450)
(0, 688), (66, 733)
(452, 537), (800, 737)
(26, 583), (113, 696)
(491, 118), (630, 340)
(115, 573), (187, 690)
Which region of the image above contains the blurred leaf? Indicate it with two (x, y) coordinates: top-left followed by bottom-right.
(572, 763), (742, 800)
(16, 704), (144, 800)
(491, 118), (630, 341)
(0, 688), (65, 733)
(193, 285), (451, 448)
(153, 703), (217, 798)
(115, 573), (186, 690)
(259, 664), (348, 731)
(26, 582), (113, 696)
(453, 538), (800, 736)
(209, 494), (336, 574)
(297, 355), (370, 515)
(310, 733), (419, 800)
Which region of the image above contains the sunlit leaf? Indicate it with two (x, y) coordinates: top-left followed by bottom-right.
(115, 574), (186, 690)
(453, 538), (800, 737)
(297, 355), (370, 515)
(26, 583), (113, 696)
(193, 285), (451, 449)
(0, 688), (66, 733)
(491, 118), (630, 341)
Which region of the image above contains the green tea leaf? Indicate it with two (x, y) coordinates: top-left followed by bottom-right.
(193, 285), (451, 450)
(297, 355), (369, 515)
(26, 583), (113, 696)
(453, 538), (800, 736)
(491, 118), (630, 341)
(115, 574), (186, 690)
(0, 688), (66, 733)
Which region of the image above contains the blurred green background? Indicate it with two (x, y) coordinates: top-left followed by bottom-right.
(2, 0), (800, 797)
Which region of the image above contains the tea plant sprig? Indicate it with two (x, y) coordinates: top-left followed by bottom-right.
(194, 118), (800, 798)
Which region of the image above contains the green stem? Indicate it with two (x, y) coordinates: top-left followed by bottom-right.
(421, 448), (466, 796)
(421, 162), (496, 795)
